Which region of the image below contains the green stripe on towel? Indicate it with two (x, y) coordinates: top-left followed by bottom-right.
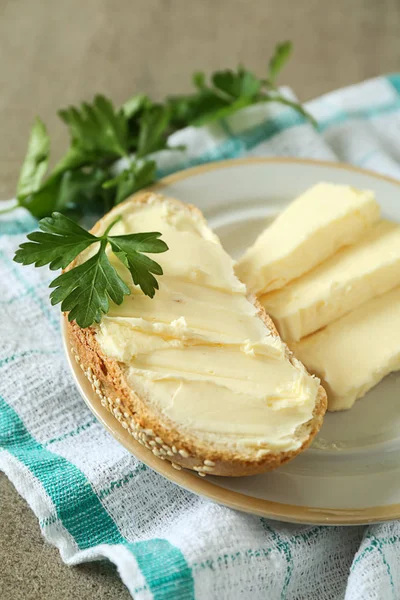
(0, 397), (195, 599)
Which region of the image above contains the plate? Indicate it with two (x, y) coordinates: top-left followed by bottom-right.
(63, 157), (400, 525)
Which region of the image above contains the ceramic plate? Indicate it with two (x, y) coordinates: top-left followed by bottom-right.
(63, 157), (400, 525)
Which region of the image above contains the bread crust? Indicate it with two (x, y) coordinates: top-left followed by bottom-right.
(66, 193), (327, 477)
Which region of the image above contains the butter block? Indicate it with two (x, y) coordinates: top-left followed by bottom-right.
(290, 286), (400, 411)
(236, 183), (380, 295)
(261, 220), (400, 342)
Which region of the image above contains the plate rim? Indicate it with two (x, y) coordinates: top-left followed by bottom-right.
(149, 155), (400, 190)
(63, 156), (400, 526)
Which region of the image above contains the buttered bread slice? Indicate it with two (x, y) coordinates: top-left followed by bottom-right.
(68, 193), (326, 477)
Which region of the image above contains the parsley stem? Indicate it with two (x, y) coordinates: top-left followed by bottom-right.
(271, 94), (318, 128)
(102, 215), (122, 237)
(0, 201), (19, 215)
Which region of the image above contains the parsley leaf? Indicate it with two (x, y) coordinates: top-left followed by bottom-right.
(193, 72), (206, 91)
(14, 213), (97, 270)
(168, 55), (314, 128)
(59, 95), (129, 159)
(109, 232), (166, 298)
(16, 118), (50, 201)
(189, 95), (252, 126)
(18, 176), (62, 219)
(212, 69), (261, 99)
(137, 104), (171, 157)
(168, 91), (229, 127)
(50, 244), (131, 328)
(14, 212), (168, 328)
(51, 145), (97, 177)
(103, 160), (157, 204)
(268, 41), (293, 85)
(122, 94), (151, 120)
(18, 166), (112, 219)
(56, 167), (112, 215)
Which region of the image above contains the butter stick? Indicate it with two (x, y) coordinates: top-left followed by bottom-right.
(236, 183), (380, 295)
(261, 220), (400, 342)
(290, 286), (400, 411)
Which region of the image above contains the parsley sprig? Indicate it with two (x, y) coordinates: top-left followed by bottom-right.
(3, 41), (315, 220)
(9, 41), (315, 328)
(14, 212), (168, 328)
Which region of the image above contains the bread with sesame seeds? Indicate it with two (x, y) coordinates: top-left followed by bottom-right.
(67, 192), (327, 477)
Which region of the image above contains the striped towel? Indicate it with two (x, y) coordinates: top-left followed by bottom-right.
(1, 74), (400, 600)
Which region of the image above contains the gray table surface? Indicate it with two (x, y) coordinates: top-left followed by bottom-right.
(1, 0), (400, 597)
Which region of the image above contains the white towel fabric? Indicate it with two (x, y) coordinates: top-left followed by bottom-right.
(2, 75), (400, 600)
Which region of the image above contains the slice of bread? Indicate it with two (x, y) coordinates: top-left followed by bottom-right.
(67, 193), (327, 477)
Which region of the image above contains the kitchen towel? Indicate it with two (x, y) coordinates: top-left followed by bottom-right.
(2, 74), (400, 600)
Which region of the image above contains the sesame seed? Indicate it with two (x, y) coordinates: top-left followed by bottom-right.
(172, 446), (178, 454)
(198, 472), (206, 477)
(115, 397), (121, 405)
(149, 440), (157, 447)
(171, 463), (182, 470)
(204, 460), (215, 467)
(74, 355), (80, 364)
(179, 449), (189, 458)
(123, 411), (130, 418)
(155, 437), (163, 445)
(166, 450), (174, 457)
(144, 429), (154, 437)
(121, 422), (128, 429)
(101, 399), (107, 407)
(193, 466), (203, 472)
(201, 465), (214, 472)
(160, 456), (166, 460)
(158, 448), (167, 456)
(152, 448), (161, 456)
(93, 379), (101, 389)
(162, 445), (170, 451)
